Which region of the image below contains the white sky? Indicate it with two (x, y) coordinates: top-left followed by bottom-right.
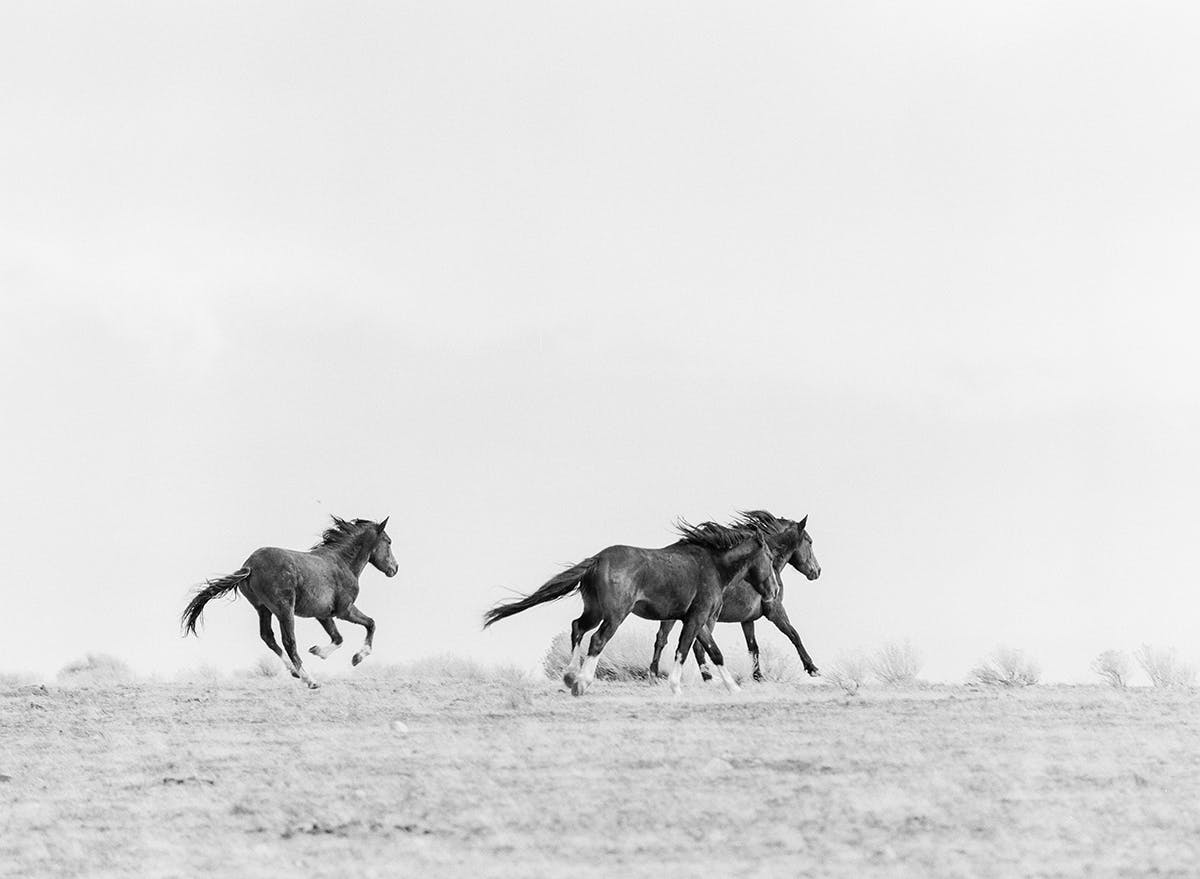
(2, 2), (1198, 682)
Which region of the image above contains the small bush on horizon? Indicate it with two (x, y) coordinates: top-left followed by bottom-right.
(825, 651), (870, 694)
(870, 641), (923, 686)
(970, 646), (1040, 687)
(542, 629), (661, 682)
(1090, 649), (1132, 689)
(57, 653), (133, 685)
(1134, 644), (1197, 688)
(250, 655), (281, 678)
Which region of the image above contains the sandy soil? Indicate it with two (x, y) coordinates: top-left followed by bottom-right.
(2, 674), (1199, 878)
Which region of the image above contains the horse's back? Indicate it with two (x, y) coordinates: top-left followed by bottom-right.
(591, 542), (711, 620)
(239, 547), (343, 614)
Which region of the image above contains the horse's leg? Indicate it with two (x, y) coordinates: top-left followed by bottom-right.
(649, 620), (674, 681)
(308, 618), (343, 660)
(572, 610), (630, 697)
(742, 621), (763, 682)
(562, 607), (601, 691)
(695, 626), (739, 693)
(276, 605), (318, 689)
(764, 602), (819, 676)
(338, 605), (375, 666)
(692, 635), (714, 682)
(255, 605), (295, 677)
(668, 612), (708, 696)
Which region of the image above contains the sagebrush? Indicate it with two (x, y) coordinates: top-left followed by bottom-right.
(970, 646), (1040, 687)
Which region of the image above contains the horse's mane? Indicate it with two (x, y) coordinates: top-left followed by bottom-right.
(673, 519), (759, 551)
(311, 516), (378, 560)
(734, 509), (792, 536)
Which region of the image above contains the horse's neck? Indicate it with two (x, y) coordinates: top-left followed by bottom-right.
(331, 536), (373, 578)
(715, 539), (759, 582)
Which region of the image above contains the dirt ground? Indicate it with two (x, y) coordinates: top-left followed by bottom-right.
(2, 673), (1199, 878)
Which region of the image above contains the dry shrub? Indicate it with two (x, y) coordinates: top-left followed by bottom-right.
(970, 646), (1040, 687)
(490, 664), (538, 710)
(542, 628), (660, 682)
(247, 655), (281, 678)
(1134, 644), (1197, 689)
(825, 651), (870, 694)
(57, 653), (133, 685)
(1090, 649), (1132, 689)
(870, 641), (923, 686)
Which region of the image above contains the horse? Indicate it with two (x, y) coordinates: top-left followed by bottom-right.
(649, 511), (822, 683)
(181, 516), (398, 688)
(482, 520), (783, 697)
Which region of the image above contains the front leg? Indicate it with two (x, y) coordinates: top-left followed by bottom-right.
(669, 613), (707, 696)
(650, 620), (674, 680)
(338, 604), (375, 666)
(764, 602), (819, 676)
(742, 621), (763, 682)
(309, 618), (343, 660)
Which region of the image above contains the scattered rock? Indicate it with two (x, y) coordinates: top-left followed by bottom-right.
(390, 720), (409, 734)
(162, 776), (215, 786)
(0, 774), (12, 783)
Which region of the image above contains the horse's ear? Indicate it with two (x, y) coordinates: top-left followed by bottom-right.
(378, 516), (389, 532)
(798, 515), (808, 531)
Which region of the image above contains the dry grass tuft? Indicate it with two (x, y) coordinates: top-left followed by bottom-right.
(0, 670), (41, 687)
(970, 646), (1041, 687)
(870, 640), (923, 686)
(57, 653), (133, 685)
(1134, 644), (1196, 689)
(825, 650), (870, 694)
(1090, 649), (1132, 689)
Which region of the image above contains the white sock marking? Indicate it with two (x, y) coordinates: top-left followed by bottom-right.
(716, 664), (741, 693)
(669, 658), (684, 696)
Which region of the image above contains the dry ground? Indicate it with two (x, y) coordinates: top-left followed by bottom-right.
(2, 673), (1199, 878)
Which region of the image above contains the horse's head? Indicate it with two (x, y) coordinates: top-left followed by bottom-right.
(745, 530), (782, 604)
(370, 517), (399, 577)
(784, 515), (820, 581)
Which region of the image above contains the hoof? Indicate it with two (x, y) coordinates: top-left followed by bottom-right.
(352, 652), (366, 667)
(806, 667), (821, 677)
(288, 669), (301, 679)
(700, 673), (713, 683)
(570, 679), (588, 697)
(563, 669), (578, 689)
(309, 646), (325, 659)
(752, 673), (764, 683)
(670, 685), (683, 697)
(306, 680), (320, 690)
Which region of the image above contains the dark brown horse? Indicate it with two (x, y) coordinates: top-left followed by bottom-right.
(483, 521), (782, 696)
(181, 516), (397, 688)
(649, 511), (821, 682)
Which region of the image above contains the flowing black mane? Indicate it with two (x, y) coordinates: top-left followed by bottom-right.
(673, 519), (759, 551)
(734, 510), (791, 535)
(312, 516), (379, 560)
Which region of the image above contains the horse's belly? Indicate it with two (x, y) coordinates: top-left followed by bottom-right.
(632, 598), (688, 621)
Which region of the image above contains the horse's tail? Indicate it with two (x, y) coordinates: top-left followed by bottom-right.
(181, 568), (252, 636)
(482, 557), (598, 628)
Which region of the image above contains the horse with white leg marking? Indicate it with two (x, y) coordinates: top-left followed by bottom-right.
(482, 520), (781, 697)
(650, 511), (822, 683)
(181, 516), (398, 688)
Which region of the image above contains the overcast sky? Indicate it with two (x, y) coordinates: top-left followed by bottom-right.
(2, 2), (1197, 683)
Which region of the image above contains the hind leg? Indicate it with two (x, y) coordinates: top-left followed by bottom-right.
(255, 606), (296, 678)
(572, 610), (630, 697)
(309, 618), (343, 660)
(695, 627), (739, 693)
(692, 635), (714, 682)
(276, 606), (318, 689)
(650, 621), (674, 680)
(743, 621), (763, 682)
(562, 607), (601, 691)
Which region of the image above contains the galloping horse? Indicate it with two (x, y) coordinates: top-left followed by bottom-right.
(181, 516), (397, 688)
(483, 521), (782, 696)
(649, 511), (822, 682)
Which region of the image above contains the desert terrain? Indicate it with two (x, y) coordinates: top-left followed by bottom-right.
(2, 670), (1198, 878)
